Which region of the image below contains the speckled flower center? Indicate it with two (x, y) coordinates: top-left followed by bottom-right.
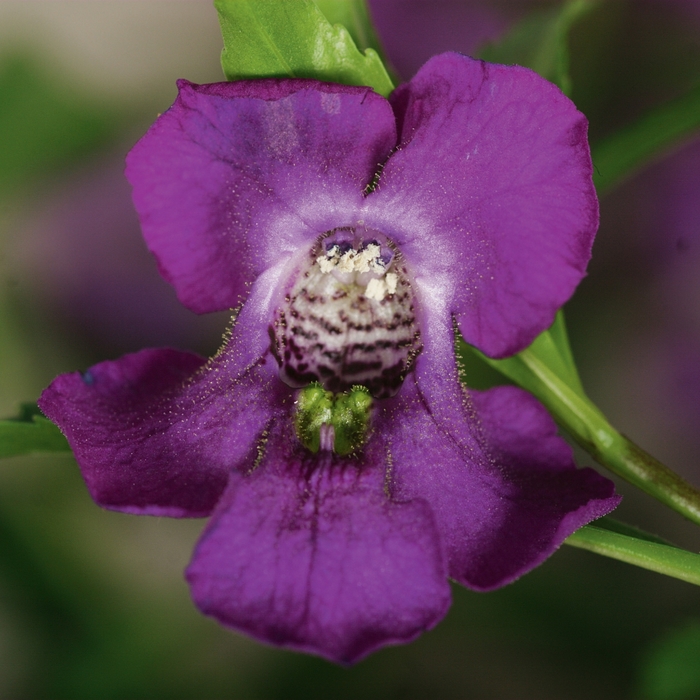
(271, 227), (421, 399)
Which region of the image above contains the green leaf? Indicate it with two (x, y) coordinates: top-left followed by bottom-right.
(461, 310), (584, 397)
(592, 82), (700, 196)
(639, 620), (700, 700)
(566, 523), (700, 587)
(0, 404), (70, 459)
(461, 309), (584, 396)
(313, 0), (384, 55)
(215, 0), (394, 97)
(479, 0), (595, 95)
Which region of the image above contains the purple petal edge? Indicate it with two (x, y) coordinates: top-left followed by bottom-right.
(38, 348), (221, 517)
(126, 78), (397, 314)
(462, 386), (621, 590)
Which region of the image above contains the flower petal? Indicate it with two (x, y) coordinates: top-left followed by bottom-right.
(38, 279), (294, 517)
(367, 52), (597, 358)
(186, 418), (451, 664)
(387, 378), (619, 591)
(381, 299), (619, 590)
(126, 79), (397, 314)
(468, 386), (620, 588)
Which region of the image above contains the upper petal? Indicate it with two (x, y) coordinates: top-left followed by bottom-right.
(38, 276), (294, 517)
(126, 79), (397, 314)
(367, 52), (597, 358)
(186, 417), (450, 664)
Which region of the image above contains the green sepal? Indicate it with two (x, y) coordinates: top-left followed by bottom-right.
(215, 0), (394, 97)
(0, 404), (70, 459)
(460, 310), (584, 400)
(313, 0), (385, 56)
(591, 516), (673, 547)
(479, 0), (596, 95)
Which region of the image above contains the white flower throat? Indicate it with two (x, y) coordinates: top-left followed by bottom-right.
(271, 228), (421, 399)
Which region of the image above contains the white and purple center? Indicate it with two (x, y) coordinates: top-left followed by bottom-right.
(271, 227), (422, 399)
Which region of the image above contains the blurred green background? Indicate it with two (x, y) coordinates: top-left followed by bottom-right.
(1, 1), (700, 698)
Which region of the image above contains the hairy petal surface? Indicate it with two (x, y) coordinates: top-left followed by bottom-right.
(126, 79), (396, 314)
(38, 278), (293, 517)
(381, 304), (619, 590)
(187, 419), (450, 664)
(368, 52), (597, 358)
(463, 386), (621, 587)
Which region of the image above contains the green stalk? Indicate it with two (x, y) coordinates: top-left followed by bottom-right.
(517, 348), (700, 525)
(468, 311), (700, 527)
(565, 524), (700, 587)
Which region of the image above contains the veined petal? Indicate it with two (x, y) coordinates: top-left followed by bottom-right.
(385, 378), (619, 590)
(38, 278), (294, 517)
(126, 79), (397, 314)
(187, 418), (450, 664)
(381, 299), (619, 590)
(367, 52), (597, 358)
(458, 385), (621, 588)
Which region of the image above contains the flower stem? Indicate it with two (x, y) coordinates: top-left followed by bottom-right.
(516, 348), (700, 525)
(465, 311), (700, 527)
(565, 523), (700, 586)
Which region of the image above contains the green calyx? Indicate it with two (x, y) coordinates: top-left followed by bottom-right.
(294, 384), (373, 456)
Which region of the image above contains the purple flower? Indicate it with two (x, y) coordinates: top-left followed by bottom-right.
(39, 53), (620, 663)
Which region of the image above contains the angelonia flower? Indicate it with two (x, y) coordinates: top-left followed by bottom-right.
(39, 53), (620, 663)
